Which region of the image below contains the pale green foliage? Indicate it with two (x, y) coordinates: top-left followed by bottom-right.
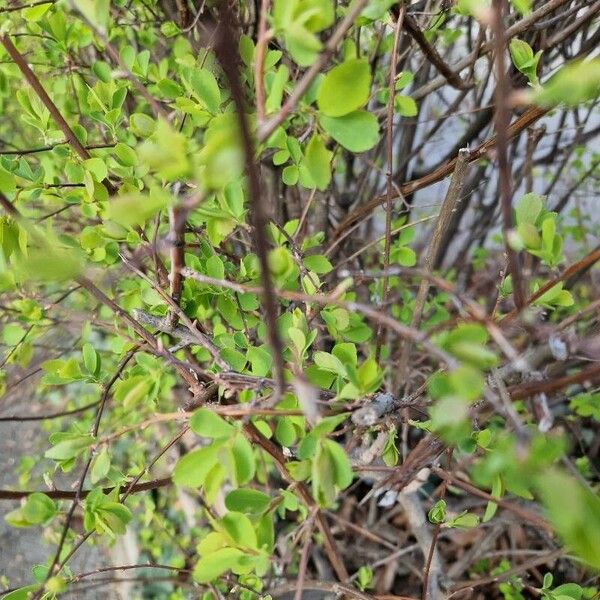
(0, 0), (598, 598)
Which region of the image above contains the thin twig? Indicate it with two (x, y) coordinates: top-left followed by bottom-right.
(334, 106), (547, 238)
(215, 8), (289, 402)
(294, 510), (317, 600)
(491, 0), (525, 308)
(0, 35), (117, 195)
(377, 3), (405, 360)
(181, 268), (457, 368)
(396, 148), (471, 389)
(40, 350), (136, 590)
(254, 0), (271, 122)
(403, 13), (470, 91)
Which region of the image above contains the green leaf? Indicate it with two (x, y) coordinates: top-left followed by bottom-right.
(129, 112), (156, 137)
(114, 143), (137, 167)
(90, 447), (111, 484)
(303, 254), (333, 274)
(266, 65), (289, 113)
(108, 189), (170, 228)
(188, 68), (221, 114)
(1, 585), (39, 599)
(193, 547), (246, 583)
(509, 38), (534, 72)
(92, 61), (112, 83)
(222, 511), (258, 549)
(190, 408), (235, 439)
(313, 351), (347, 377)
(447, 512), (480, 528)
(395, 71), (414, 90)
(536, 469), (600, 570)
(82, 343), (99, 376)
(428, 499), (447, 524)
(275, 417), (297, 446)
(312, 441), (336, 506)
(45, 434), (93, 461)
(516, 192), (543, 225)
(510, 0), (532, 14)
(285, 24), (322, 67)
(317, 59), (371, 117)
(282, 165), (299, 186)
(247, 346), (272, 377)
(302, 135), (332, 191)
(22, 1), (53, 20)
(231, 434), (256, 485)
(322, 439), (353, 489)
(532, 59), (600, 107)
(138, 119), (189, 181)
(394, 95), (418, 117)
(72, 0), (110, 33)
(206, 255), (225, 280)
(320, 111), (379, 152)
(22, 493), (57, 525)
(173, 441), (225, 488)
(225, 489), (271, 514)
(552, 584), (583, 599)
(221, 347), (247, 371)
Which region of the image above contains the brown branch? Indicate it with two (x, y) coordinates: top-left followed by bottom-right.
(396, 148), (471, 389)
(0, 401), (99, 422)
(243, 422), (349, 581)
(491, 0), (525, 310)
(403, 13), (470, 91)
(377, 3), (405, 359)
(412, 0), (572, 100)
(71, 563), (191, 582)
(166, 206), (184, 329)
(214, 6), (287, 401)
(333, 106), (547, 238)
(448, 550), (562, 595)
(501, 247), (600, 324)
(432, 467), (553, 532)
(0, 476), (172, 501)
(0, 142), (116, 156)
(0, 190), (20, 217)
(254, 0), (271, 122)
(293, 510), (317, 600)
(0, 0), (57, 13)
(508, 362), (600, 401)
(0, 35), (117, 195)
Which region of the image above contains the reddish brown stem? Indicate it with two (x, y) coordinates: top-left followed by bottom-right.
(491, 0), (525, 309)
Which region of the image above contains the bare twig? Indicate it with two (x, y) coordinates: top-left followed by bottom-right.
(396, 148), (471, 390)
(377, 3), (405, 359)
(0, 477), (172, 501)
(334, 106), (547, 238)
(491, 0), (525, 310)
(254, 0), (271, 122)
(403, 13), (470, 91)
(214, 9), (298, 402)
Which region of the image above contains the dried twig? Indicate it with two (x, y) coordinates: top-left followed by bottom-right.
(396, 148), (471, 389)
